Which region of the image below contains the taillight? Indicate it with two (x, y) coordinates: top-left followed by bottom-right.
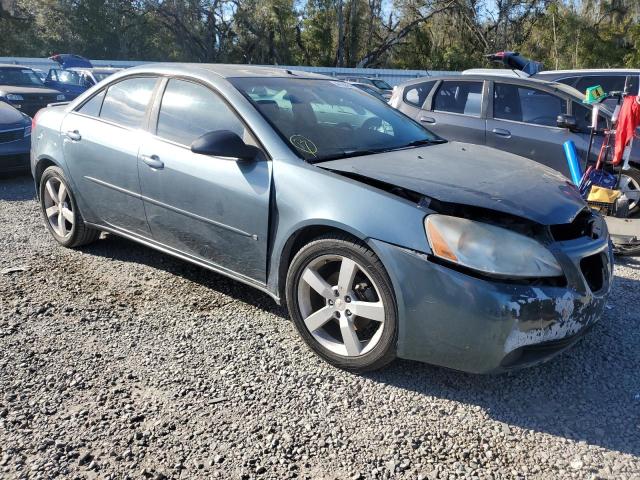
(32, 110), (40, 132)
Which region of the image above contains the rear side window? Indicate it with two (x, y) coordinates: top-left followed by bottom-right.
(493, 83), (566, 126)
(403, 81), (435, 107)
(156, 79), (245, 146)
(433, 81), (483, 116)
(77, 90), (105, 117)
(100, 77), (157, 129)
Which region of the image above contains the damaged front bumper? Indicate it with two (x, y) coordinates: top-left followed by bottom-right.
(370, 234), (613, 374)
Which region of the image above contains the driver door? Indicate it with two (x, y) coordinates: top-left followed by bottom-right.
(487, 82), (572, 176)
(138, 78), (272, 283)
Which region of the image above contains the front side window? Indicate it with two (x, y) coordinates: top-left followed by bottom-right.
(404, 81), (436, 107)
(572, 102), (608, 131)
(57, 70), (83, 86)
(156, 79), (246, 146)
(99, 77), (157, 129)
(231, 77), (441, 162)
(433, 81), (483, 116)
(493, 83), (566, 127)
(0, 67), (44, 87)
(574, 75), (626, 94)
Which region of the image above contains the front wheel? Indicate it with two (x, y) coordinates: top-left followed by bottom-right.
(39, 166), (100, 248)
(286, 234), (398, 372)
(619, 166), (640, 216)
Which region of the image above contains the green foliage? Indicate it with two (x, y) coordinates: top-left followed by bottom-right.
(0, 0), (639, 69)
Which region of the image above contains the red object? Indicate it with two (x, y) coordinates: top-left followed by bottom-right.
(614, 95), (640, 165)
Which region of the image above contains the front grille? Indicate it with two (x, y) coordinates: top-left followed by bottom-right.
(0, 128), (23, 143)
(580, 253), (607, 293)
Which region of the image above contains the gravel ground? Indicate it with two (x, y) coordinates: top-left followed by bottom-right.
(0, 174), (639, 480)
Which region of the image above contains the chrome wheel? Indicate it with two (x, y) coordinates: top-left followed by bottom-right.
(619, 173), (640, 212)
(43, 177), (74, 238)
(297, 255), (385, 357)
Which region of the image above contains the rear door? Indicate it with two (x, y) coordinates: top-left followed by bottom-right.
(61, 76), (159, 236)
(138, 78), (271, 283)
(486, 81), (571, 176)
(420, 80), (486, 144)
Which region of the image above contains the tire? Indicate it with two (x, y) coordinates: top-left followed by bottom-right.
(619, 166), (640, 217)
(39, 166), (100, 248)
(286, 233), (397, 372)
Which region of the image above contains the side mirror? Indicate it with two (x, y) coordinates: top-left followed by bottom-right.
(557, 114), (578, 131)
(190, 130), (259, 160)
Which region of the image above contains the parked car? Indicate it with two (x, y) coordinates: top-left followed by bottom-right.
(390, 74), (640, 213)
(31, 64), (612, 373)
(464, 52), (640, 109)
(347, 81), (389, 102)
(45, 67), (122, 100)
(0, 100), (31, 174)
(0, 64), (66, 117)
(45, 54), (122, 100)
(338, 75), (393, 98)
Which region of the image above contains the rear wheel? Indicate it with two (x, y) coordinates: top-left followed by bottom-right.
(39, 166), (100, 248)
(286, 234), (397, 372)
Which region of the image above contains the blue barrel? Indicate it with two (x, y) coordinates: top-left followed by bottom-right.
(563, 140), (582, 185)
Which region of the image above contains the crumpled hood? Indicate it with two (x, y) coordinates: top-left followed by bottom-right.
(0, 101), (26, 125)
(320, 142), (586, 225)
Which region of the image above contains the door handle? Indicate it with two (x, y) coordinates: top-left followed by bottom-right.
(419, 116), (436, 124)
(65, 130), (81, 141)
(492, 128), (511, 138)
(141, 154), (164, 169)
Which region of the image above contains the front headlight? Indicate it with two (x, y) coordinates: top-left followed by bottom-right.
(56, 94), (66, 101)
(425, 214), (562, 278)
(6, 93), (24, 101)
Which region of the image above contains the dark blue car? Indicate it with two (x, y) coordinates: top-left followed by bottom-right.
(0, 100), (31, 174)
(44, 55), (121, 100)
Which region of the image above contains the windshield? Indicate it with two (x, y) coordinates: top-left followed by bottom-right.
(0, 67), (44, 87)
(372, 79), (392, 90)
(231, 77), (440, 162)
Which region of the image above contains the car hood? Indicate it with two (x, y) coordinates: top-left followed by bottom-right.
(0, 101), (26, 124)
(0, 85), (62, 95)
(319, 142), (586, 225)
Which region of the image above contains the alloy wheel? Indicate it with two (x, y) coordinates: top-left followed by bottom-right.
(297, 255), (385, 357)
(43, 177), (74, 238)
(619, 173), (640, 212)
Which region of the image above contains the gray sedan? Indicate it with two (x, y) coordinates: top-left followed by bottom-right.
(390, 74), (640, 213)
(31, 65), (612, 373)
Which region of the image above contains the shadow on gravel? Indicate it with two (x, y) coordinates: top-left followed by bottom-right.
(0, 174), (35, 201)
(69, 205), (639, 457)
(366, 274), (640, 457)
(80, 233), (287, 318)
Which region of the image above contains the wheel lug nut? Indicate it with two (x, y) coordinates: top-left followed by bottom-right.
(333, 289), (339, 297)
(334, 311), (341, 319)
(345, 310), (352, 316)
(345, 296), (351, 303)
(328, 300), (333, 306)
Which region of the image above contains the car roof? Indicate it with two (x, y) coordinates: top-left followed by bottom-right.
(0, 64), (34, 70)
(536, 69), (640, 76)
(122, 63), (330, 80)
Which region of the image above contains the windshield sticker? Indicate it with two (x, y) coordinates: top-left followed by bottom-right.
(290, 135), (318, 157)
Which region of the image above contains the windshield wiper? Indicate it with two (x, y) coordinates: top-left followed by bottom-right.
(311, 147), (395, 163)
